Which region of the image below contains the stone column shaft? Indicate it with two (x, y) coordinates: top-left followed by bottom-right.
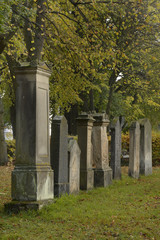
(110, 118), (122, 180)
(68, 138), (81, 194)
(92, 113), (112, 187)
(139, 119), (152, 175)
(50, 116), (69, 197)
(128, 121), (140, 179)
(77, 114), (94, 190)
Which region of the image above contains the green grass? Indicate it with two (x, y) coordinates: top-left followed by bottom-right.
(0, 167), (160, 239)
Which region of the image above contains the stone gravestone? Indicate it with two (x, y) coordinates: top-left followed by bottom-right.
(50, 116), (69, 197)
(68, 138), (81, 194)
(77, 113), (94, 190)
(139, 119), (152, 176)
(5, 64), (54, 212)
(92, 113), (112, 187)
(110, 117), (122, 180)
(128, 121), (140, 179)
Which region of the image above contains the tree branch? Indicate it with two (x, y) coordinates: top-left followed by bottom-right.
(69, 0), (89, 22)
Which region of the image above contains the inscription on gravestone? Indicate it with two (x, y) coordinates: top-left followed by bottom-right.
(37, 88), (48, 156)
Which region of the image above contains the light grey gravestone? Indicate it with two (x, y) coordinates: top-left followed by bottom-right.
(139, 119), (152, 176)
(92, 113), (112, 187)
(77, 113), (94, 190)
(68, 138), (81, 194)
(128, 121), (140, 179)
(50, 115), (69, 197)
(5, 64), (54, 212)
(110, 117), (122, 180)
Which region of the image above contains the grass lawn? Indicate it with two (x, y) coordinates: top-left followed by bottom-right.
(0, 166), (160, 240)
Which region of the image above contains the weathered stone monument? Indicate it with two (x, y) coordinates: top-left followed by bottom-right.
(68, 138), (81, 194)
(139, 119), (152, 176)
(6, 64), (54, 212)
(50, 115), (69, 197)
(128, 121), (140, 179)
(110, 117), (122, 180)
(77, 114), (94, 190)
(92, 113), (112, 187)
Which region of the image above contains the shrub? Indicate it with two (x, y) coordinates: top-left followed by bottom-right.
(121, 133), (129, 166)
(152, 132), (160, 166)
(122, 133), (129, 154)
(6, 139), (16, 164)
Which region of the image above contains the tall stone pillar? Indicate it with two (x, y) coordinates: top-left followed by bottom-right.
(50, 116), (69, 197)
(92, 113), (112, 187)
(6, 64), (54, 212)
(128, 121), (140, 179)
(139, 119), (152, 176)
(68, 138), (81, 194)
(77, 114), (94, 190)
(110, 118), (122, 180)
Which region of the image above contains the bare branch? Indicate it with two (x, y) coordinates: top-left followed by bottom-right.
(49, 11), (79, 24)
(69, 0), (89, 22)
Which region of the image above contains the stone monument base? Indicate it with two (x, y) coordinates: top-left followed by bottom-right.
(54, 183), (69, 197)
(94, 168), (112, 187)
(12, 166), (54, 201)
(128, 169), (139, 179)
(4, 200), (54, 214)
(140, 167), (152, 176)
(80, 169), (94, 190)
(112, 167), (121, 180)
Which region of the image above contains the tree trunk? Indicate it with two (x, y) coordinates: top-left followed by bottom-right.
(106, 70), (118, 116)
(65, 104), (78, 136)
(10, 105), (16, 139)
(0, 97), (8, 165)
(106, 85), (114, 116)
(32, 0), (46, 64)
(6, 54), (20, 139)
(89, 89), (94, 112)
(79, 92), (89, 113)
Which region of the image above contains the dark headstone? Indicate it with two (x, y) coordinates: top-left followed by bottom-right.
(51, 116), (69, 197)
(110, 117), (122, 180)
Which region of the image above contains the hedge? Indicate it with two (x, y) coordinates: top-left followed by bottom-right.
(6, 132), (160, 167)
(121, 132), (160, 166)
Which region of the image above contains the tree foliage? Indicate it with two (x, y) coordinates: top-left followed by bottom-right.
(45, 0), (159, 125)
(0, 0), (160, 127)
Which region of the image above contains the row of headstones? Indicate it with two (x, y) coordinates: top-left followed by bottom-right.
(5, 65), (152, 212)
(51, 113), (112, 197)
(6, 66), (113, 211)
(51, 114), (152, 198)
(110, 117), (152, 180)
(129, 119), (152, 178)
